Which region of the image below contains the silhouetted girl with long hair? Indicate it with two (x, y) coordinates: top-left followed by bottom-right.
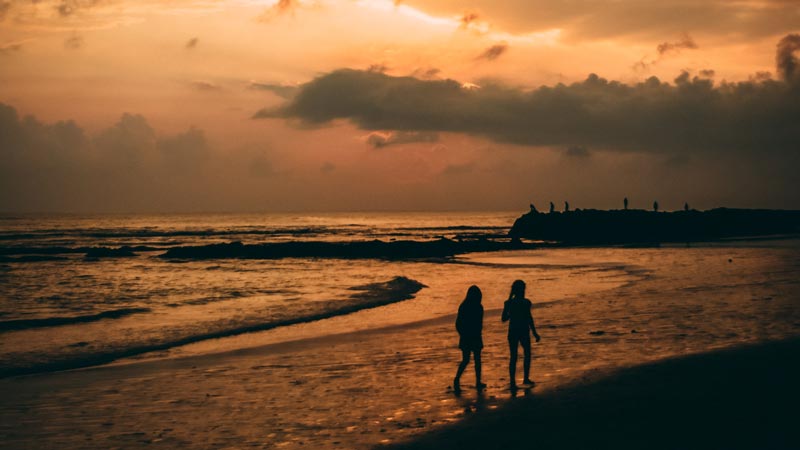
(453, 285), (485, 393)
(502, 279), (541, 389)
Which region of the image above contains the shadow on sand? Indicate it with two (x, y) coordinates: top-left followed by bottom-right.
(388, 338), (800, 450)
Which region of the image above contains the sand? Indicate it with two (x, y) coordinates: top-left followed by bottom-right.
(388, 338), (800, 450)
(1, 245), (799, 449)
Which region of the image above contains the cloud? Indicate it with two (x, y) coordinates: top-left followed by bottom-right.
(259, 0), (296, 21)
(400, 0), (799, 42)
(56, 0), (105, 17)
(366, 130), (439, 149)
(477, 43), (508, 61)
(188, 80), (222, 92)
(565, 145), (590, 158)
(698, 69), (715, 78)
(459, 11), (479, 28)
(634, 33), (698, 71)
(64, 34), (83, 49)
(656, 34), (698, 55)
(367, 63), (389, 73)
(441, 162), (475, 175)
(249, 82), (298, 99)
(0, 1), (10, 21)
(260, 35), (800, 157)
(0, 103), (276, 212)
(411, 67), (441, 79)
(0, 41), (22, 54)
(320, 161), (335, 173)
(185, 37), (198, 49)
(776, 33), (800, 82)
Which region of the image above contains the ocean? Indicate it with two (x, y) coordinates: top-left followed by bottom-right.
(1, 212), (799, 449)
(0, 211), (527, 375)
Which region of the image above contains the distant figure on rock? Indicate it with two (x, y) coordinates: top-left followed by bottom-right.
(529, 203), (538, 213)
(453, 285), (485, 394)
(502, 280), (541, 390)
(684, 202), (689, 211)
(564, 201), (570, 212)
(653, 201), (659, 212)
(624, 197), (628, 210)
(549, 202), (555, 213)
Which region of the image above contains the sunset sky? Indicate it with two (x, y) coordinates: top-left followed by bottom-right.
(1, 0), (799, 213)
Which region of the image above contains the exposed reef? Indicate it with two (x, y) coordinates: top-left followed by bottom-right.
(509, 208), (800, 244)
(160, 238), (531, 261)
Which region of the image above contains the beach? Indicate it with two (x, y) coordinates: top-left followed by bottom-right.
(1, 234), (799, 449)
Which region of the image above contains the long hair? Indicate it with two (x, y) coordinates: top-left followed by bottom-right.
(464, 285), (482, 305)
(508, 279), (526, 301)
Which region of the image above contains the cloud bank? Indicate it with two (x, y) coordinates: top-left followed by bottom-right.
(259, 36), (800, 156)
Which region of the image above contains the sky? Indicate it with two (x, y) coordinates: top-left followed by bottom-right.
(1, 0), (799, 213)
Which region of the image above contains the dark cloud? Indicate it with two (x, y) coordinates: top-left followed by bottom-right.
(459, 11), (480, 29)
(656, 34), (698, 55)
(634, 34), (698, 71)
(0, 1), (11, 21)
(249, 82), (298, 99)
(477, 43), (507, 61)
(0, 103), (276, 212)
(698, 69), (715, 78)
(64, 34), (83, 50)
(776, 33), (800, 82)
(411, 67), (441, 79)
(367, 63), (389, 73)
(441, 162), (475, 175)
(185, 37), (198, 49)
(366, 130), (439, 149)
(565, 145), (590, 158)
(260, 35), (800, 157)
(56, 0), (104, 17)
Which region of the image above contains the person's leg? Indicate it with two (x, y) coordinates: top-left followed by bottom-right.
(508, 337), (518, 388)
(454, 349), (470, 390)
(473, 350), (485, 388)
(522, 334), (532, 384)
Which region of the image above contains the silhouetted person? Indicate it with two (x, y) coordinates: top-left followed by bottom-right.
(454, 285), (485, 393)
(564, 201), (570, 212)
(549, 202), (555, 213)
(653, 201), (659, 212)
(502, 280), (540, 389)
(624, 197), (628, 210)
(529, 203), (538, 213)
(684, 202), (689, 211)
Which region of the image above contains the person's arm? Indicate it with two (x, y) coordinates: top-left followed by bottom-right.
(478, 306), (484, 333)
(455, 306), (463, 334)
(501, 301), (510, 322)
(529, 303), (541, 342)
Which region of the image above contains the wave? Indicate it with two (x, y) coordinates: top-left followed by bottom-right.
(0, 276), (426, 378)
(0, 245), (159, 257)
(0, 227), (333, 242)
(0, 307), (152, 332)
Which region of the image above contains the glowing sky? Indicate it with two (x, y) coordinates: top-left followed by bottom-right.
(1, 0), (799, 212)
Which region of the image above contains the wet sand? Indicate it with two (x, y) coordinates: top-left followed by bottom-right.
(389, 338), (800, 450)
(1, 245), (799, 449)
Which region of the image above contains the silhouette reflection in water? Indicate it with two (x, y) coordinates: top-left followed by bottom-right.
(502, 280), (541, 390)
(453, 285), (485, 394)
